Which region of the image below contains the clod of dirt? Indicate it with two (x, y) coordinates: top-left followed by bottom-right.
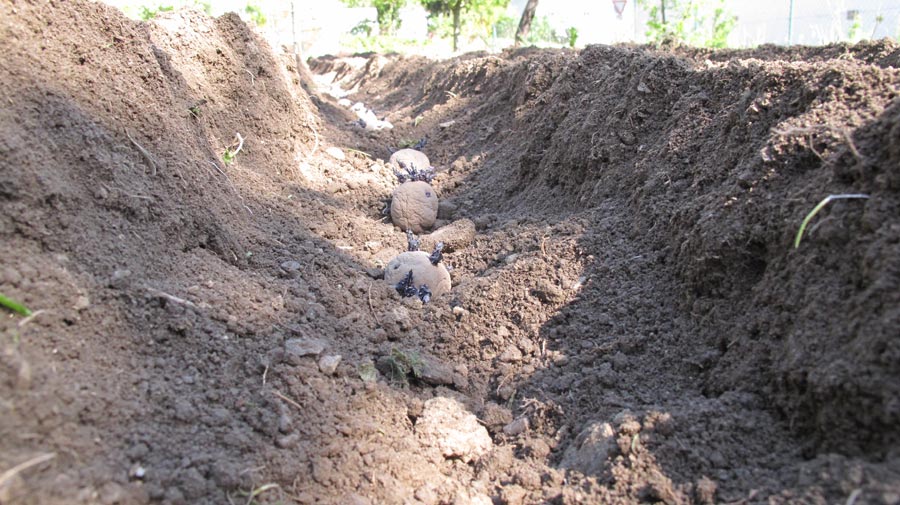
(389, 148), (430, 171)
(416, 397), (492, 463)
(421, 219), (476, 252)
(384, 251), (451, 297)
(391, 181), (439, 233)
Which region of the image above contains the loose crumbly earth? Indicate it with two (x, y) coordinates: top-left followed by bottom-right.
(1, 2), (899, 504)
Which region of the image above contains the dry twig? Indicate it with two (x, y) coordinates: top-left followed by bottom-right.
(125, 130), (159, 176)
(0, 452), (56, 491)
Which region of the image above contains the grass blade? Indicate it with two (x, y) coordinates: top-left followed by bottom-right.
(794, 194), (870, 249)
(0, 293), (32, 316)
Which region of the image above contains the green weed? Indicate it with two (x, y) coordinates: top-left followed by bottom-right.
(794, 194), (870, 249)
(0, 293), (31, 316)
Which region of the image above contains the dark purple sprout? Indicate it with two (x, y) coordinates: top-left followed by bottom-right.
(429, 242), (444, 265)
(406, 230), (420, 252)
(395, 270), (418, 298)
(394, 160), (435, 184)
(417, 285), (432, 304)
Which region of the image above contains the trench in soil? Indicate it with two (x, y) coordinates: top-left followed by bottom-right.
(1, 3), (899, 505)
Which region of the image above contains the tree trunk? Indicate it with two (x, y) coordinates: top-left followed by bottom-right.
(452, 0), (462, 52)
(514, 0), (539, 47)
(660, 0), (666, 26)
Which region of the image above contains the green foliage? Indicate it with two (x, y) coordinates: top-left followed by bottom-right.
(0, 293), (32, 316)
(342, 0), (408, 35)
(708, 3), (736, 47)
(565, 26), (578, 48)
(139, 4), (173, 20)
(339, 33), (431, 54)
(846, 11), (861, 42)
(637, 0), (737, 48)
(421, 0), (510, 50)
(223, 147), (238, 165)
(245, 3), (266, 27)
(134, 0), (209, 20)
(351, 19), (375, 36)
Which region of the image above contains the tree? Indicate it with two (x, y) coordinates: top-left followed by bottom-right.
(637, 0), (736, 47)
(341, 0), (408, 36)
(514, 0), (539, 47)
(421, 0), (509, 52)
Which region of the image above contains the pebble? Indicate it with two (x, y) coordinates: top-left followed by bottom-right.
(280, 260), (301, 272)
(318, 354), (341, 375)
(129, 464), (146, 480)
(503, 416), (529, 436)
(559, 421), (616, 475)
(73, 294), (90, 311)
(325, 147), (346, 160)
(285, 338), (326, 358)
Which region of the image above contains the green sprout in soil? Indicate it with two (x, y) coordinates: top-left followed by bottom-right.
(385, 348), (423, 385)
(794, 193), (870, 248)
(232, 482), (279, 505)
(187, 99), (206, 119)
(223, 132), (244, 166)
(0, 293), (31, 316)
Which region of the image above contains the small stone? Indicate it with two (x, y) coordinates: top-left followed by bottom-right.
(637, 81), (650, 93)
(503, 416), (529, 436)
(280, 260), (301, 272)
(73, 295), (90, 311)
(439, 120), (456, 129)
(318, 355), (341, 376)
(559, 421), (616, 476)
(285, 338), (326, 359)
(325, 147), (346, 160)
(129, 464), (146, 480)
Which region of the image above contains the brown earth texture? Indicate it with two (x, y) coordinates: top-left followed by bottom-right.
(2, 2), (899, 504)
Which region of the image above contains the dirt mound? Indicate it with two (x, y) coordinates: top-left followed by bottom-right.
(2, 1), (899, 504)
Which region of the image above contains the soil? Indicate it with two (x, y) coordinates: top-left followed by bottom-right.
(1, 2), (898, 504)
